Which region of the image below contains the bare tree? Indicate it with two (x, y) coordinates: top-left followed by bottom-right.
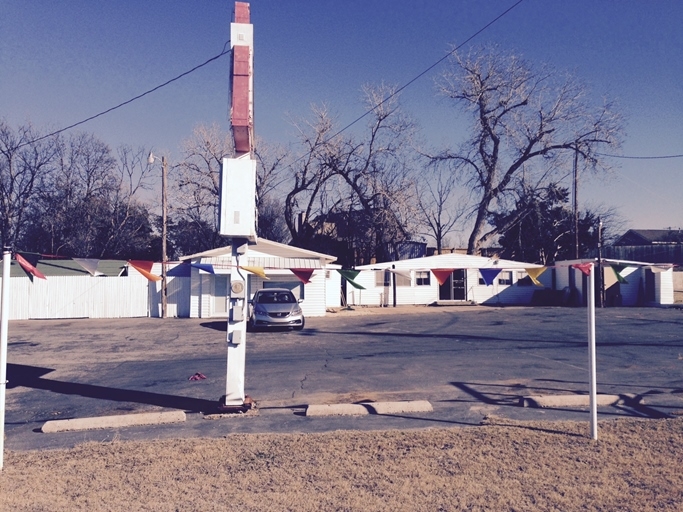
(0, 121), (58, 249)
(284, 85), (418, 264)
(173, 123), (233, 243)
(434, 46), (623, 255)
(416, 164), (464, 254)
(23, 135), (155, 258)
(253, 138), (288, 242)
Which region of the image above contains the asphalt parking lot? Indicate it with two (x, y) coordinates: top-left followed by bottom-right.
(3, 305), (683, 450)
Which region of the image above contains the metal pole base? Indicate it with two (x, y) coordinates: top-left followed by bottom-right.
(217, 394), (256, 414)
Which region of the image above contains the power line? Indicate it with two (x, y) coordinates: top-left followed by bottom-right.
(18, 45), (232, 150)
(285, 0), (525, 170)
(597, 152), (683, 160)
(327, 0), (526, 143)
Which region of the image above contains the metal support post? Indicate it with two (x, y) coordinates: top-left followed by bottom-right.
(0, 248), (12, 469)
(587, 263), (598, 440)
(161, 156), (168, 318)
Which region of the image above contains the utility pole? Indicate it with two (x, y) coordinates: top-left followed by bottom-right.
(573, 146), (579, 259)
(598, 218), (605, 308)
(161, 156), (168, 319)
(148, 151), (169, 319)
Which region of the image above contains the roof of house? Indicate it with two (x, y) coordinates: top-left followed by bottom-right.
(615, 229), (683, 246)
(8, 259), (128, 278)
(355, 252), (542, 271)
(180, 238), (338, 270)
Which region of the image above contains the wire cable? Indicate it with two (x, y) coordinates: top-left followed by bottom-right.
(18, 44), (232, 149)
(596, 152), (683, 160)
(326, 0), (525, 142)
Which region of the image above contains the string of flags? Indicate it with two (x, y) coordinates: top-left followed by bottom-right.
(6, 250), (676, 290)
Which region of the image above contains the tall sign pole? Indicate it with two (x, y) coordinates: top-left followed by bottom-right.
(0, 248), (12, 469)
(587, 263), (598, 440)
(218, 1), (257, 408)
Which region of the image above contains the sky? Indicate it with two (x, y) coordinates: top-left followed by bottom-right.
(1, 0), (682, 234)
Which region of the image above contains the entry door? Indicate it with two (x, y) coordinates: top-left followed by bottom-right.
(452, 269), (467, 300)
(438, 270), (467, 300)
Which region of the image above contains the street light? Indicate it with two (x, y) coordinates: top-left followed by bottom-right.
(148, 152), (168, 319)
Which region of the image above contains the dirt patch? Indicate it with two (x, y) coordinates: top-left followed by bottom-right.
(2, 417), (682, 511)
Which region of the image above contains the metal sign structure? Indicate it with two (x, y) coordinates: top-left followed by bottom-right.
(218, 1), (256, 408)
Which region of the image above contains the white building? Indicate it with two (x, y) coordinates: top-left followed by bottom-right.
(178, 239), (338, 318)
(346, 253), (546, 307)
(553, 258), (675, 306)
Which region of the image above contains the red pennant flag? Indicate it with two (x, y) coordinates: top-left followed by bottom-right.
(290, 268), (314, 284)
(128, 260), (162, 282)
(431, 269), (454, 286)
(16, 253), (47, 280)
(572, 263), (593, 276)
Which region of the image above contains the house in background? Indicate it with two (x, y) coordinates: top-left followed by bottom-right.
(179, 239), (338, 319)
(605, 229), (683, 266)
(553, 258), (675, 307)
(346, 253), (546, 307)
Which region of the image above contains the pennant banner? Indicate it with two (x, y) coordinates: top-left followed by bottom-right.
(572, 263), (593, 276)
(610, 264), (629, 284)
(16, 253), (47, 280)
(240, 265), (267, 279)
(479, 268), (502, 286)
(431, 268), (454, 286)
(648, 264), (672, 273)
(389, 269), (412, 280)
(525, 267), (547, 287)
(73, 258), (103, 276)
(290, 268), (314, 284)
(128, 260), (162, 282)
(191, 263), (215, 274)
(337, 269), (365, 290)
(167, 262), (192, 277)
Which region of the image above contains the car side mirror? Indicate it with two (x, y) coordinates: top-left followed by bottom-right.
(298, 298), (304, 303)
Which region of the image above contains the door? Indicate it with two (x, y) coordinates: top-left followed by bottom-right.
(452, 269), (467, 300)
(438, 270), (467, 300)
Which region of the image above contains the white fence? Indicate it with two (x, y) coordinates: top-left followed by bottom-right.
(0, 270), (196, 320)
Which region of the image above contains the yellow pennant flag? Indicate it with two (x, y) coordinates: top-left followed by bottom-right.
(525, 267), (547, 287)
(240, 265), (269, 279)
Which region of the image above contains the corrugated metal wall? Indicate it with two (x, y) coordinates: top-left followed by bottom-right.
(0, 274), (150, 320)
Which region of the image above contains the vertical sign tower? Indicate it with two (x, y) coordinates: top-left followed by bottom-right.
(218, 1), (256, 408)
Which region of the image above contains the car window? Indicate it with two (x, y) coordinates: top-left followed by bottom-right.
(257, 292), (277, 304)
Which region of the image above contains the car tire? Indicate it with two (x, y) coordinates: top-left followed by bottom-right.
(247, 317), (256, 332)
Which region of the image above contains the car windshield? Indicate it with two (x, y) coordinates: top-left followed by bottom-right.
(256, 291), (295, 304)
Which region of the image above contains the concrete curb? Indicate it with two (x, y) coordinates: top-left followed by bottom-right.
(41, 411), (187, 433)
(521, 394), (637, 408)
(306, 400), (433, 417)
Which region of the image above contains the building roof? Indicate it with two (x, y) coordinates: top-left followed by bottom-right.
(8, 259), (128, 278)
(180, 238), (337, 270)
(615, 229), (683, 246)
(355, 252), (542, 271)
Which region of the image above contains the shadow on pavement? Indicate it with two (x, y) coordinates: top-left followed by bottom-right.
(7, 363), (222, 414)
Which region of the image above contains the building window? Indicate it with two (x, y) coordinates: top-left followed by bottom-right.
(415, 271), (430, 286)
(395, 273), (411, 287)
(376, 270), (411, 287)
(498, 271), (512, 285)
(375, 270), (390, 287)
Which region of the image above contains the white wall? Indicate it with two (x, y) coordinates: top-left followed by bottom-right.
(0, 273), (150, 320)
